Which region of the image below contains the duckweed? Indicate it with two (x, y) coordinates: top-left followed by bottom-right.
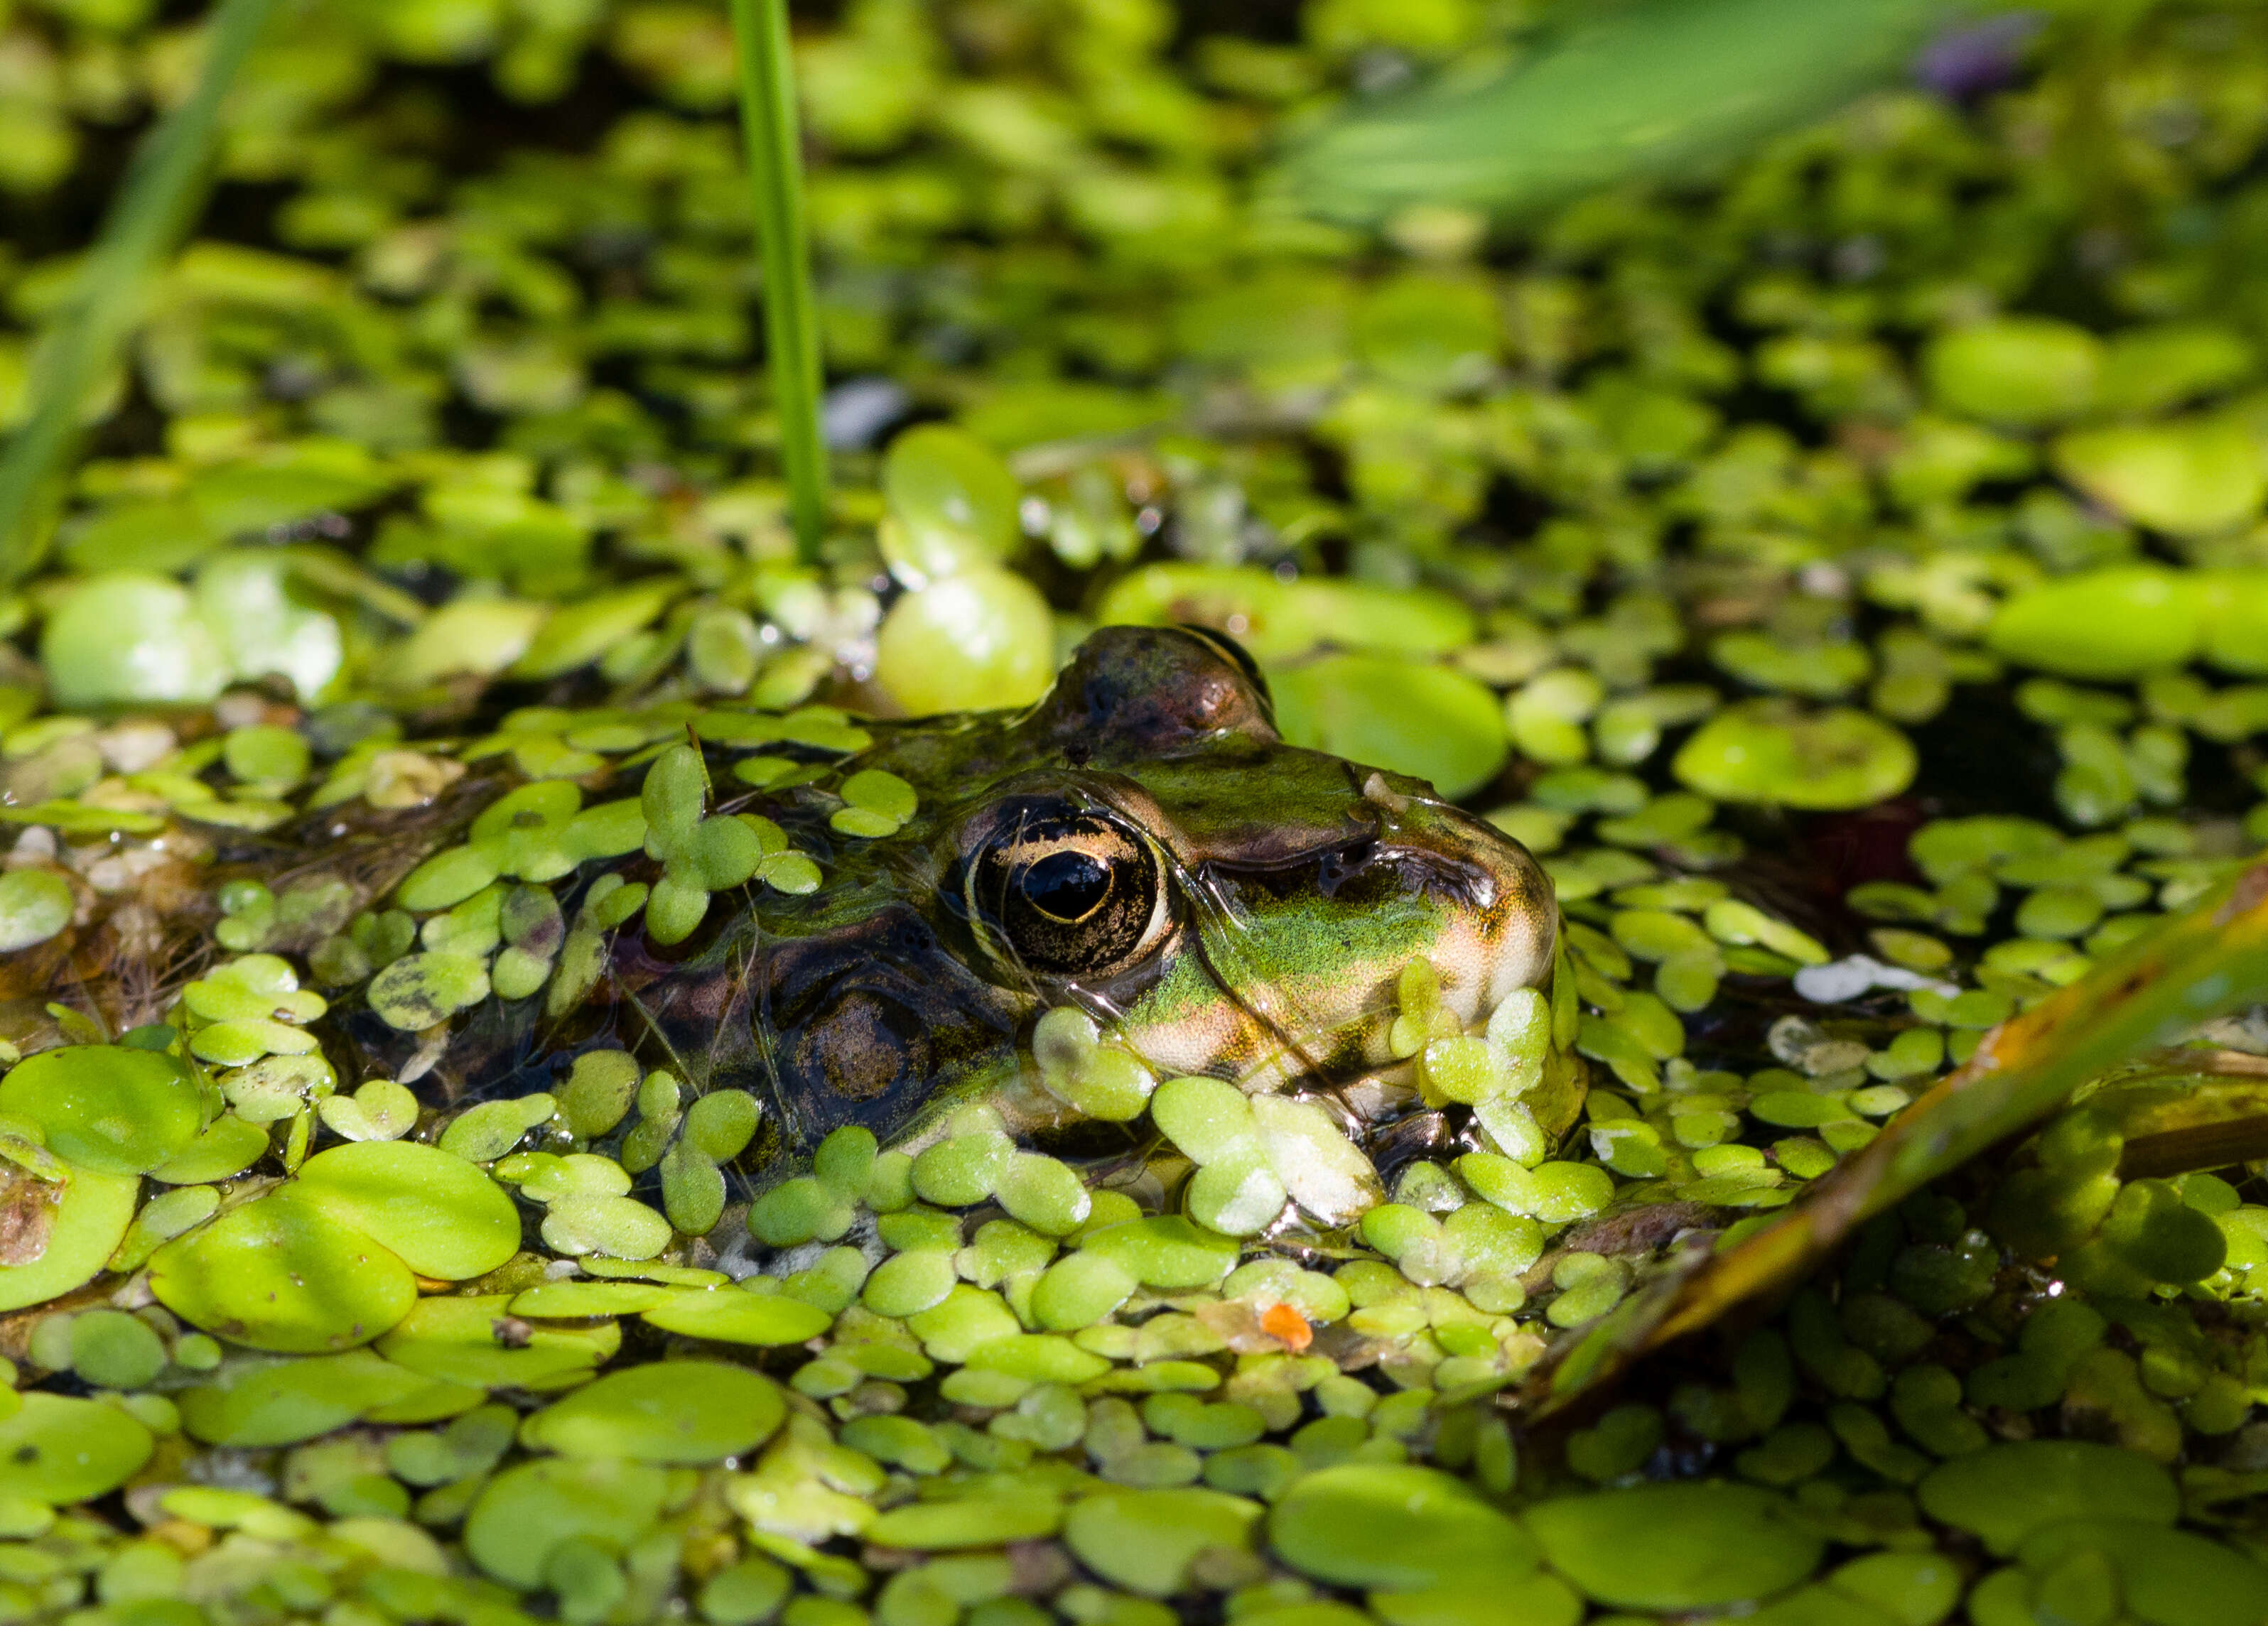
(291, 1142), (521, 1279)
(1915, 1439), (2180, 1556)
(523, 1361), (787, 1463)
(1064, 1488), (1262, 1595)
(1268, 1465), (1530, 1593)
(1673, 701), (1918, 811)
(0, 870), (71, 953)
(0, 1046), (202, 1175)
(0, 1164), (136, 1311)
(1526, 1482), (1824, 1611)
(0, 1397), (152, 1505)
(0, 0), (2263, 1615)
(148, 1188), (418, 1353)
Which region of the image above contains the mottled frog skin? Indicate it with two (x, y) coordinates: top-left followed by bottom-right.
(589, 626), (1563, 1163)
(298, 626), (1565, 1179)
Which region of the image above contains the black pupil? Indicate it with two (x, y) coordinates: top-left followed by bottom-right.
(1020, 851), (1111, 922)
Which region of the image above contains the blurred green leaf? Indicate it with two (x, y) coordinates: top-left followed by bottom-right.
(1280, 0), (1951, 222)
(0, 0), (281, 582)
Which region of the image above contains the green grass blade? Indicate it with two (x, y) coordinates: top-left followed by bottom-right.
(730, 0), (830, 564)
(0, 0), (281, 585)
(1277, 0), (1949, 224)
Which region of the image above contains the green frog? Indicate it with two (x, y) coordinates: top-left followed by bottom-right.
(556, 624), (1577, 1183)
(19, 624), (1575, 1215)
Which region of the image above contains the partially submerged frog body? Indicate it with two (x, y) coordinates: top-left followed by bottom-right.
(516, 625), (1571, 1215)
(633, 627), (1565, 1166)
(87, 624), (1565, 1235)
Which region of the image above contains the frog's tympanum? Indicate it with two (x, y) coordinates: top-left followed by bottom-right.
(603, 627), (1562, 1166)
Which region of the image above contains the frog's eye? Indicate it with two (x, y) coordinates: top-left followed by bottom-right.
(966, 806), (1170, 980)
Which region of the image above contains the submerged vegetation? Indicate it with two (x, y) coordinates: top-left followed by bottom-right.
(0, 0), (2264, 1622)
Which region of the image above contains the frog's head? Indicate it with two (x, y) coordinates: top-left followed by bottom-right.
(639, 627), (1557, 1157)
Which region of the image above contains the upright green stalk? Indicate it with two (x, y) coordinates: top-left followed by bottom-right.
(0, 0), (279, 584)
(729, 0), (829, 563)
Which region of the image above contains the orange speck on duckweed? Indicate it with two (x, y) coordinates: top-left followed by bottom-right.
(1260, 1301), (1312, 1351)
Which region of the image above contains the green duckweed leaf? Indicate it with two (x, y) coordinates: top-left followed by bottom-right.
(2054, 418), (2265, 538)
(1270, 653), (1508, 800)
(292, 1142), (520, 1280)
(1078, 1217), (1238, 1290)
(522, 1360), (787, 1464)
(69, 1306), (167, 1388)
(196, 551), (347, 698)
(509, 578), (684, 681)
(873, 570), (1058, 715)
(865, 1493), (1064, 1551)
(832, 767), (919, 837)
(540, 1193), (674, 1259)
(699, 1557), (793, 1626)
(1523, 1481), (1823, 1610)
(563, 798), (648, 862)
(149, 1186), (416, 1353)
(638, 1288), (833, 1346)
(40, 573), (229, 708)
(0, 1162), (136, 1311)
(642, 742), (708, 852)
(375, 1294), (619, 1390)
(149, 1114), (271, 1184)
(366, 951), (492, 1031)
(0, 1045), (205, 1175)
(759, 851), (823, 894)
(557, 1051), (640, 1139)
(1370, 1575), (1584, 1626)
(683, 1090), (760, 1162)
(315, 1079), (421, 1143)
(0, 1394), (151, 1502)
(1067, 1487), (1264, 1596)
(1926, 318), (2102, 427)
(1268, 1465), (1533, 1593)
(471, 780), (583, 872)
(882, 423), (1021, 583)
(2014, 1519), (2268, 1626)
(107, 1181), (220, 1273)
(660, 1141), (725, 1235)
(465, 1457), (671, 1589)
(439, 1093), (558, 1162)
(190, 1016), (320, 1067)
(222, 722), (310, 787)
(396, 845), (504, 914)
(1671, 700), (1916, 810)
(684, 813), (765, 889)
(510, 1281), (676, 1317)
(217, 1053), (334, 1124)
(0, 870), (72, 953)
(183, 953), (323, 1024)
(176, 1350), (453, 1447)
(1915, 1441), (2178, 1557)
(1989, 566), (2206, 681)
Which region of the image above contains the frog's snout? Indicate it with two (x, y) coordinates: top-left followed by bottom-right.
(1133, 779), (1560, 1093)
